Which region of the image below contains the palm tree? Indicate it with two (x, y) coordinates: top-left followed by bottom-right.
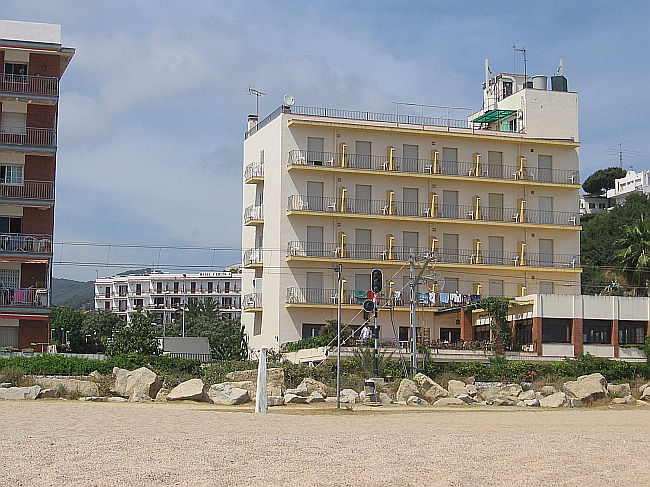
(200, 297), (220, 318)
(614, 216), (650, 295)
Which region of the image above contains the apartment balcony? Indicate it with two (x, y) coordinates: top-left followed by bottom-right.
(244, 163), (264, 183)
(286, 241), (581, 271)
(287, 195), (580, 228)
(0, 233), (53, 257)
(0, 287), (49, 312)
(0, 74), (59, 101)
(244, 204), (264, 225)
(287, 150), (580, 186)
(0, 127), (56, 153)
(285, 287), (442, 311)
(0, 180), (55, 207)
(242, 293), (262, 311)
(243, 248), (263, 268)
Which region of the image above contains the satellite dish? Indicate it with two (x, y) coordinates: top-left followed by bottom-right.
(283, 93), (295, 106)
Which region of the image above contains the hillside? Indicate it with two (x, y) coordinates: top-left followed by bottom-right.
(52, 278), (95, 310)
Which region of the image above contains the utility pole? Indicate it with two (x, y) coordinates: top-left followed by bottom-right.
(335, 264), (342, 409)
(373, 291), (379, 377)
(408, 253), (433, 376)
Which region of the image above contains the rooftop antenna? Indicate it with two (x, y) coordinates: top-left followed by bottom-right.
(513, 44), (527, 79)
(247, 86), (266, 117)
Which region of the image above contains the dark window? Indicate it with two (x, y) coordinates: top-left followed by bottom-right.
(542, 318), (572, 343)
(583, 320), (611, 344)
(154, 297), (164, 305)
(135, 283), (142, 295)
(474, 325), (490, 342)
(171, 297), (181, 307)
(4, 63), (27, 78)
(225, 281), (230, 292)
(302, 323), (323, 339)
(173, 282), (179, 293)
(208, 282), (213, 293)
(104, 287), (111, 298)
(156, 282), (162, 292)
(440, 327), (461, 342)
(104, 301), (110, 309)
(515, 319), (533, 345)
(134, 299), (143, 308)
(619, 321), (647, 345)
(190, 282), (196, 293)
(0, 217), (22, 234)
(502, 81), (513, 99)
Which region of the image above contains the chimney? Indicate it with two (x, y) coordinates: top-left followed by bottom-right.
(248, 115), (258, 131)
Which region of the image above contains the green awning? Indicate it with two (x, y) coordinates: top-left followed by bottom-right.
(473, 109), (516, 124)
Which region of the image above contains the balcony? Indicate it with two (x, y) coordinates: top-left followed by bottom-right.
(0, 127), (56, 151)
(287, 195), (580, 228)
(244, 163), (264, 183)
(0, 233), (53, 256)
(0, 288), (49, 309)
(243, 293), (262, 311)
(243, 248), (263, 268)
(1, 74), (59, 98)
(288, 150), (579, 186)
(244, 204), (264, 225)
(0, 180), (55, 207)
(286, 241), (580, 270)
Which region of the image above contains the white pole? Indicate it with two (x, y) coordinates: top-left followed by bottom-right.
(335, 264), (342, 409)
(255, 347), (268, 414)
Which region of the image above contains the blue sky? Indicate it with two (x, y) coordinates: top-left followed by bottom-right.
(3, 1), (649, 280)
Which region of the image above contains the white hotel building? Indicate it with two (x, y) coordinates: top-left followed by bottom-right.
(95, 271), (242, 323)
(241, 66), (582, 352)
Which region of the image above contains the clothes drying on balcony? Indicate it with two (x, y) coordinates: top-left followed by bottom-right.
(353, 290), (367, 304)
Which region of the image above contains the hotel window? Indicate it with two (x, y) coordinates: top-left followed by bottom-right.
(0, 216), (22, 234)
(0, 165), (23, 185)
(134, 299), (143, 308)
(225, 281), (230, 292)
(619, 321), (647, 345)
(0, 268), (20, 289)
(4, 63), (28, 79)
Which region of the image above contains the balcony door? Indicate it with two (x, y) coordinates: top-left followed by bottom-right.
(306, 226), (323, 257)
(306, 272), (323, 303)
(487, 193), (504, 221)
(487, 151), (503, 179)
(402, 188), (419, 216)
(539, 239), (554, 267)
(307, 181), (323, 211)
(442, 190), (458, 219)
(442, 233), (459, 263)
(538, 155), (553, 182)
(355, 184), (371, 214)
(402, 231), (419, 260)
(355, 141), (371, 169)
(539, 196), (553, 224)
(488, 236), (504, 265)
(442, 147), (458, 175)
(307, 137), (324, 165)
(402, 144), (418, 173)
(355, 229), (371, 259)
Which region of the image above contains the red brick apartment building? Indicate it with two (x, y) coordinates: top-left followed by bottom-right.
(0, 20), (74, 351)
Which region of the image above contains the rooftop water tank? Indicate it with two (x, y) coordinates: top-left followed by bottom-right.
(551, 75), (568, 91)
(532, 75), (547, 90)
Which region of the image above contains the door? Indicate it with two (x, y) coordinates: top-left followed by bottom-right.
(307, 181), (323, 211)
(355, 184), (371, 214)
(539, 196), (553, 224)
(539, 239), (554, 267)
(403, 188), (419, 216)
(442, 233), (459, 263)
(355, 141), (371, 169)
(355, 228), (371, 259)
(488, 236), (504, 265)
(402, 231), (419, 260)
(402, 144), (419, 173)
(442, 190), (458, 219)
(487, 151), (503, 179)
(538, 155), (553, 182)
(307, 137), (324, 165)
(306, 272), (323, 303)
(487, 193), (504, 221)
(442, 147), (458, 175)
(306, 226), (323, 257)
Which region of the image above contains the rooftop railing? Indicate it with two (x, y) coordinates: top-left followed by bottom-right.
(244, 204), (264, 223)
(288, 150), (579, 185)
(1, 74), (59, 96)
(0, 233), (53, 254)
(0, 180), (55, 201)
(287, 195), (579, 226)
(244, 162), (264, 181)
(0, 127), (56, 148)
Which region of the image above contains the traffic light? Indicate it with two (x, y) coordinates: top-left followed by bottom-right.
(363, 299), (375, 313)
(371, 269), (383, 294)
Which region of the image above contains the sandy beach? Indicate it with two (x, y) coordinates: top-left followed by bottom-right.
(0, 400), (648, 486)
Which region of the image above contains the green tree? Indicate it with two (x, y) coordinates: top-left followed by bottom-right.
(465, 297), (512, 353)
(614, 216), (650, 295)
(582, 166), (626, 195)
(106, 311), (160, 356)
(50, 307), (85, 349)
(185, 297), (220, 318)
(181, 315), (247, 360)
(80, 310), (122, 353)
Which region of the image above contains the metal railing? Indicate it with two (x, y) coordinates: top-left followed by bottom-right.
(287, 195), (580, 226)
(0, 233), (52, 254)
(0, 180), (55, 201)
(244, 162), (264, 181)
(1, 74), (59, 96)
(0, 127), (56, 147)
(243, 248), (263, 266)
(0, 288), (49, 307)
(244, 204), (264, 223)
(286, 241), (580, 268)
(288, 150), (579, 185)
(243, 293), (262, 310)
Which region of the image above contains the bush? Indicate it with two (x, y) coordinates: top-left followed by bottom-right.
(0, 367), (25, 386)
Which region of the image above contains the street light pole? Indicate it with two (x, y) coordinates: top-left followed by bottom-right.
(182, 273), (186, 337)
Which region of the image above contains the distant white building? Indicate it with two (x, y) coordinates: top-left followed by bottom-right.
(606, 169), (650, 206)
(94, 271), (241, 323)
(579, 194), (608, 215)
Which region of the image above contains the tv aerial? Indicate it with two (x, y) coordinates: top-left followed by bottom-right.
(283, 93), (295, 106)
(247, 86), (266, 117)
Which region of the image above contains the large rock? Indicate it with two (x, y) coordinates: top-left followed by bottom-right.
(607, 383), (631, 397)
(37, 388), (56, 399)
(298, 378), (334, 398)
(413, 373), (448, 403)
(447, 379), (468, 398)
(396, 378), (419, 402)
(478, 387), (502, 403)
(540, 385), (558, 396)
(539, 392), (567, 408)
(225, 368), (285, 395)
(155, 388), (170, 402)
(379, 392), (393, 404)
(285, 386), (310, 397)
(36, 378), (99, 397)
(457, 394), (476, 405)
(221, 381), (257, 400)
(306, 391), (325, 403)
(0, 385), (41, 400)
(268, 396), (284, 406)
(640, 387), (650, 402)
(502, 383), (523, 397)
(518, 390), (537, 401)
(167, 379), (207, 402)
(523, 398), (540, 407)
(284, 393), (307, 404)
(407, 395), (429, 406)
(433, 397), (466, 407)
(341, 389), (359, 402)
(129, 391), (153, 403)
(112, 367), (162, 399)
(207, 384), (250, 405)
(563, 373), (608, 404)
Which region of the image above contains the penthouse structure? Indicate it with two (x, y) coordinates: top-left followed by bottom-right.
(94, 271), (242, 323)
(241, 61), (581, 352)
(0, 21), (74, 351)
